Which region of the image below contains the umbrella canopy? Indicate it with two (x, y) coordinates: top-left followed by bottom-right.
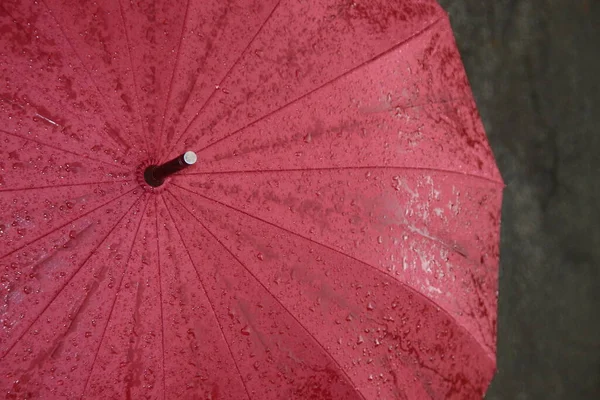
(0, 0), (503, 398)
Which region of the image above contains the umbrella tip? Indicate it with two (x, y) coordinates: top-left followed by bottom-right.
(183, 151), (197, 165)
(143, 151), (197, 187)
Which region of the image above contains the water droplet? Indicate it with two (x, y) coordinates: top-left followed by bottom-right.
(377, 236), (383, 244)
(367, 302), (375, 311)
(357, 335), (364, 344)
(187, 328), (196, 339)
(256, 253), (264, 261)
(392, 176), (402, 191)
(85, 331), (92, 338)
(240, 326), (251, 336)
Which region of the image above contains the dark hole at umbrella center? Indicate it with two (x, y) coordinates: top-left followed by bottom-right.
(144, 165), (164, 187)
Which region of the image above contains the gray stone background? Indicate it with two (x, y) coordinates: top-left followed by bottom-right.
(436, 1), (599, 398)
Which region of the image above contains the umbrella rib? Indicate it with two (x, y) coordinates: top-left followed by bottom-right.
(0, 129), (131, 171)
(190, 16), (444, 158)
(183, 165), (504, 187)
(461, 273), (495, 354)
(0, 193), (145, 360)
(360, 95), (471, 115)
(38, 0), (139, 155)
(161, 193), (253, 400)
(156, 0), (192, 159)
(163, 0), (283, 160)
(170, 183), (495, 363)
(154, 196), (167, 400)
(80, 195), (150, 398)
(116, 0), (153, 156)
(0, 179), (135, 193)
(172, 182), (469, 273)
(166, 190), (368, 400)
(170, 181), (492, 267)
(0, 187), (137, 261)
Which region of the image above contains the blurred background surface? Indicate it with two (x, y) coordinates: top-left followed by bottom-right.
(437, 1), (599, 398)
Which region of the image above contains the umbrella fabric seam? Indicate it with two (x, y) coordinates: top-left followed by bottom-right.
(161, 193), (254, 400)
(80, 195), (150, 397)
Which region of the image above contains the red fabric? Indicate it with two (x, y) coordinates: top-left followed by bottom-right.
(0, 0), (503, 398)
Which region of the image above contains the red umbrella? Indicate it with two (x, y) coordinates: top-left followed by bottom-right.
(0, 0), (503, 398)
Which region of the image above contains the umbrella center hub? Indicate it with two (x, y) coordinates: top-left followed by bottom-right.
(136, 151), (197, 193)
(144, 165), (165, 187)
(136, 160), (169, 193)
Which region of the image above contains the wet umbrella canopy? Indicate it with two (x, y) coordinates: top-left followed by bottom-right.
(0, 0), (503, 398)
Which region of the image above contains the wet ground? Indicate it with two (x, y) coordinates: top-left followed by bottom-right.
(436, 1), (600, 398)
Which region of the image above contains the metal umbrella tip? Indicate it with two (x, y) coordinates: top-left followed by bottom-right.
(183, 151), (197, 165)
